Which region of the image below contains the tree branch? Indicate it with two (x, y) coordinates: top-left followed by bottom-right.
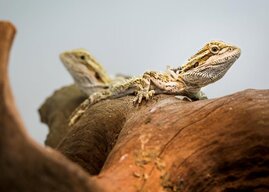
(0, 21), (100, 192)
(42, 85), (269, 191)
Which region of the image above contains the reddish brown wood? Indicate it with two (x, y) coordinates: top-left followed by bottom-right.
(54, 90), (269, 192)
(97, 91), (269, 191)
(0, 21), (100, 192)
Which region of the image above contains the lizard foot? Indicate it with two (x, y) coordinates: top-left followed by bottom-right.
(174, 95), (193, 102)
(175, 91), (208, 102)
(193, 91), (208, 100)
(133, 90), (155, 104)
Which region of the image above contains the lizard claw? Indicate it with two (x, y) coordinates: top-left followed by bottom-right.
(133, 90), (155, 105)
(174, 95), (193, 102)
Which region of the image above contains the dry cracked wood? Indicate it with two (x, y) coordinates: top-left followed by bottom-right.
(52, 89), (269, 191)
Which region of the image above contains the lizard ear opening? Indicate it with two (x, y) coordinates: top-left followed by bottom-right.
(95, 72), (101, 80)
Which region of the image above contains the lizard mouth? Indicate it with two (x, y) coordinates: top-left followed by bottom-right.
(204, 48), (241, 83)
(210, 48), (241, 65)
(182, 47), (241, 87)
(59, 52), (71, 67)
(59, 52), (68, 62)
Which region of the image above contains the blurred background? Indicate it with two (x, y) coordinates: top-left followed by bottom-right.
(0, 0), (268, 143)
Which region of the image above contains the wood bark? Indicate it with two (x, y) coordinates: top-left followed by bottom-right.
(51, 89), (269, 192)
(1, 20), (269, 191)
(0, 21), (100, 192)
(39, 84), (87, 147)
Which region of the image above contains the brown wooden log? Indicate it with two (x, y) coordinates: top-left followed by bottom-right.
(0, 21), (100, 192)
(46, 87), (269, 191)
(39, 84), (87, 147)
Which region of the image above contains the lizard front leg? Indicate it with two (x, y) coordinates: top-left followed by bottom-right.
(69, 77), (151, 125)
(143, 72), (186, 94)
(189, 91), (208, 100)
(132, 71), (186, 104)
(143, 72), (208, 102)
(132, 78), (155, 104)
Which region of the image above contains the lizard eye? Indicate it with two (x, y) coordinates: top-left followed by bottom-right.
(210, 45), (219, 54)
(80, 55), (85, 60)
(194, 62), (199, 67)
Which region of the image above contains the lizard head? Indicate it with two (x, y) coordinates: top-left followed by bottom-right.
(60, 49), (111, 86)
(179, 40), (241, 88)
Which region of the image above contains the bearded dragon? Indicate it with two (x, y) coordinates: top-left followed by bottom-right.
(61, 41), (241, 126)
(60, 48), (111, 95)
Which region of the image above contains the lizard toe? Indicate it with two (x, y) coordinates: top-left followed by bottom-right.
(133, 90), (155, 105)
(174, 95), (193, 102)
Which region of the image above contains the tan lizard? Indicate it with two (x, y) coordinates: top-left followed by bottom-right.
(62, 41), (241, 126)
(60, 48), (129, 96)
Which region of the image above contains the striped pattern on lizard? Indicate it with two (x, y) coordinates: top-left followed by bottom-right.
(61, 41), (241, 126)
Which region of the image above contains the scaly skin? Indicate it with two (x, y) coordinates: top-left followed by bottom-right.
(60, 48), (129, 96)
(64, 41), (241, 126)
(60, 48), (112, 95)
